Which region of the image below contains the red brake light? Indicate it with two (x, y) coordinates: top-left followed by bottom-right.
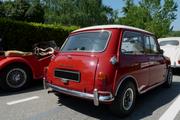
(97, 72), (107, 91)
(97, 72), (106, 81)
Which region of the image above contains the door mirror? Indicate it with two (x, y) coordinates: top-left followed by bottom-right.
(159, 49), (164, 55)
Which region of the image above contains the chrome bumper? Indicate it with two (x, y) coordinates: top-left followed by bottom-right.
(44, 81), (114, 106)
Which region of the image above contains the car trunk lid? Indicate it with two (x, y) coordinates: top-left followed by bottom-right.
(52, 53), (98, 93)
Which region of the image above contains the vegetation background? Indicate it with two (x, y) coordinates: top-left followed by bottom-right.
(0, 0), (179, 50)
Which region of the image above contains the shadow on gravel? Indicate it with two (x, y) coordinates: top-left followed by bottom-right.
(57, 81), (180, 120)
(0, 80), (43, 96)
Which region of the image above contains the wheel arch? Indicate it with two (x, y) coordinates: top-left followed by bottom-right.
(114, 75), (139, 96)
(0, 61), (33, 80)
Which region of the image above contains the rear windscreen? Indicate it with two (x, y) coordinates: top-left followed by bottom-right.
(61, 31), (110, 52)
(159, 40), (179, 46)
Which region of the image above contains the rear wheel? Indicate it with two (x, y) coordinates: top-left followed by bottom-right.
(0, 65), (31, 91)
(164, 68), (173, 88)
(110, 81), (136, 117)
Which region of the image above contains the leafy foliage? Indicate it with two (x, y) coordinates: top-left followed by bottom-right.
(166, 31), (180, 37)
(0, 0), (178, 38)
(43, 0), (115, 27)
(0, 0), (44, 23)
(0, 18), (78, 51)
(117, 0), (178, 37)
(25, 2), (44, 22)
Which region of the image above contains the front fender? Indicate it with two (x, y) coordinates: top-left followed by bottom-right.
(0, 56), (34, 77)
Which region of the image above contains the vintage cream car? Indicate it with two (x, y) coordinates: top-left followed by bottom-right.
(158, 37), (180, 68)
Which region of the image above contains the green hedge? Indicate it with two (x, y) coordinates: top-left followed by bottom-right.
(0, 18), (79, 51)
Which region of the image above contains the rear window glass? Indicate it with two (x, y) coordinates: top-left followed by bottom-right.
(61, 31), (110, 52)
(159, 40), (179, 46)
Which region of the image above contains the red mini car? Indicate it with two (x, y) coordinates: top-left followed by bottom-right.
(44, 25), (172, 117)
(0, 41), (57, 91)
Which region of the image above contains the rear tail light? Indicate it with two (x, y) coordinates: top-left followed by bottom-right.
(97, 72), (106, 81)
(97, 72), (107, 91)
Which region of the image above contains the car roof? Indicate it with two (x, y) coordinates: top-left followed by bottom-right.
(158, 37), (180, 41)
(72, 25), (153, 35)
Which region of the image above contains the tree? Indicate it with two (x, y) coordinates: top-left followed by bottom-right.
(0, 0), (45, 23)
(167, 31), (180, 37)
(0, 1), (5, 17)
(0, 1), (14, 18)
(117, 0), (178, 37)
(11, 0), (30, 21)
(43, 0), (115, 27)
(25, 2), (44, 23)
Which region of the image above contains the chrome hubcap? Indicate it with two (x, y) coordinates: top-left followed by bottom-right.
(14, 74), (21, 81)
(123, 88), (134, 111)
(6, 68), (27, 88)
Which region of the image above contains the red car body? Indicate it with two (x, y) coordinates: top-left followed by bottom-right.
(45, 25), (172, 117)
(0, 53), (52, 80)
(0, 41), (57, 91)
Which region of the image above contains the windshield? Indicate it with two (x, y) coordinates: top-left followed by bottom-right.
(61, 31), (110, 52)
(159, 40), (179, 46)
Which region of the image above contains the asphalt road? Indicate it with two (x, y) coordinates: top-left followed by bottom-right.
(0, 72), (180, 120)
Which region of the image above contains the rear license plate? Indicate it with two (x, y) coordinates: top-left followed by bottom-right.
(54, 69), (80, 82)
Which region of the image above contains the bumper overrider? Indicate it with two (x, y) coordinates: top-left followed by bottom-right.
(43, 80), (114, 106)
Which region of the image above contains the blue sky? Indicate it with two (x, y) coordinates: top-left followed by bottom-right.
(103, 0), (180, 31)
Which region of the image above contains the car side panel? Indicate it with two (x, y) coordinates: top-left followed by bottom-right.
(0, 55), (51, 80)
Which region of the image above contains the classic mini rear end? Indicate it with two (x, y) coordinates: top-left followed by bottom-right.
(45, 28), (119, 105)
(45, 25), (172, 117)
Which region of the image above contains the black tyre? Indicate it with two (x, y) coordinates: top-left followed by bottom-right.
(0, 65), (31, 91)
(164, 68), (173, 88)
(110, 81), (136, 117)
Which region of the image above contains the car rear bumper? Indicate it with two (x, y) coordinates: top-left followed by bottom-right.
(170, 61), (180, 68)
(44, 80), (114, 106)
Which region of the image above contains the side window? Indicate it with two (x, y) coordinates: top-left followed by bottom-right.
(144, 35), (159, 54)
(121, 31), (144, 55)
(144, 36), (151, 53)
(149, 36), (159, 54)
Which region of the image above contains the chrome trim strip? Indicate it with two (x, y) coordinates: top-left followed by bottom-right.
(139, 81), (165, 94)
(46, 83), (114, 106)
